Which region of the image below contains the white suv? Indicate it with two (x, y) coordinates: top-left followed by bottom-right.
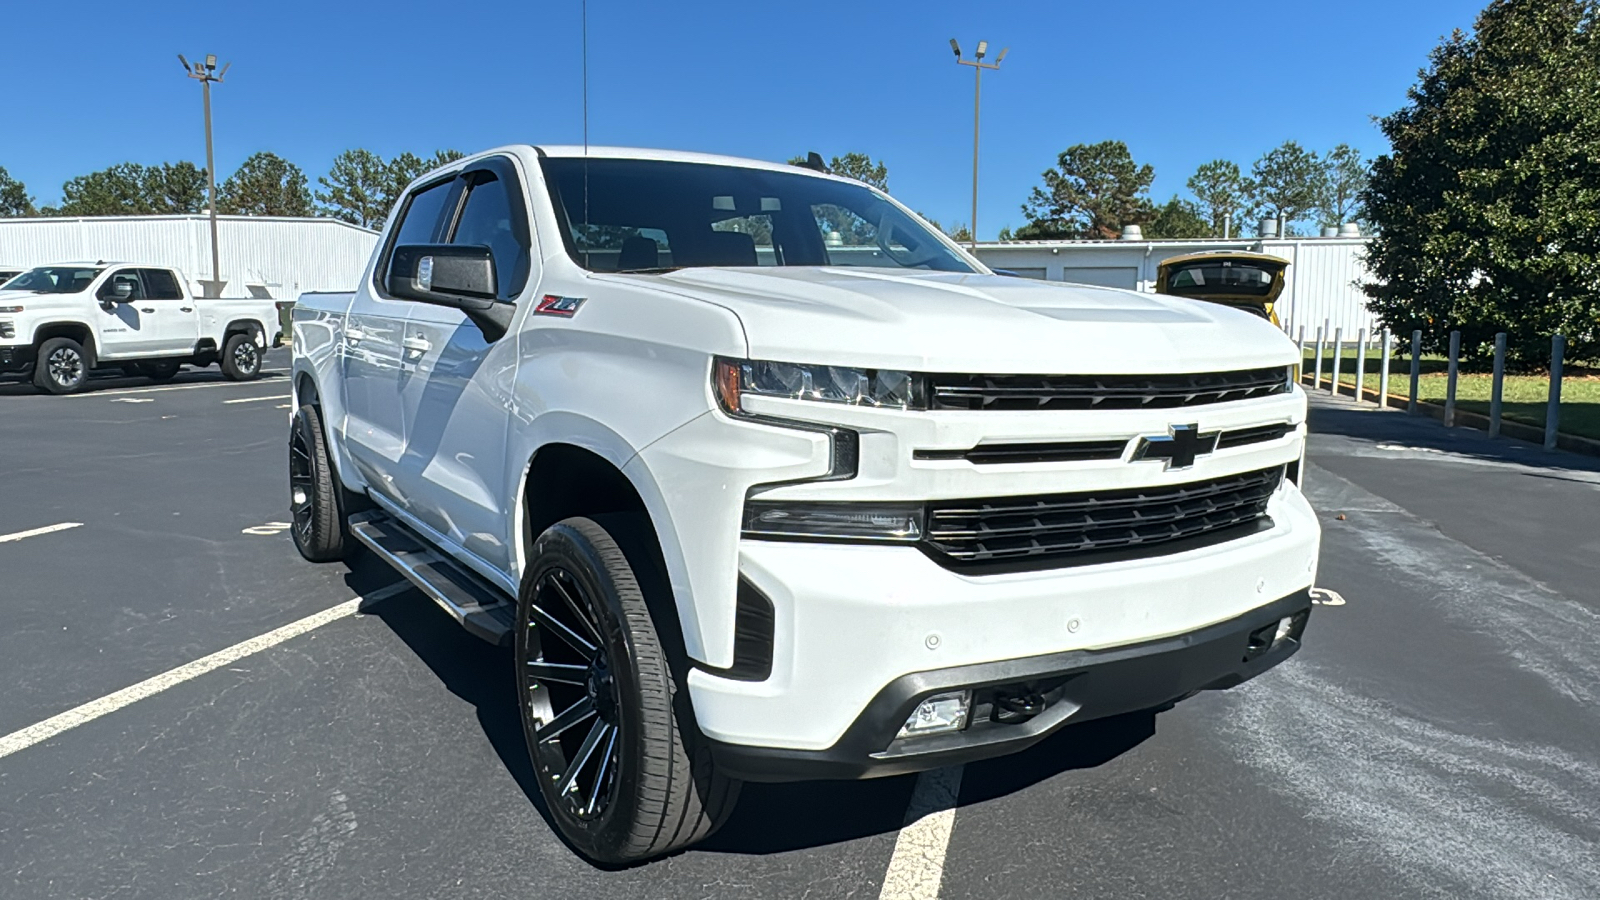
(289, 146), (1319, 863)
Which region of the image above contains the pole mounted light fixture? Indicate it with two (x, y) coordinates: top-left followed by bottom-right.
(950, 39), (1008, 251)
(178, 53), (230, 298)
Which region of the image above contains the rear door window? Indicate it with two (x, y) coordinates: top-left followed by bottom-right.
(139, 269), (184, 300)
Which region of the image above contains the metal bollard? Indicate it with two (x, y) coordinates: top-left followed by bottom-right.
(1546, 334), (1565, 450)
(1489, 332), (1506, 439)
(1444, 330), (1461, 427)
(1313, 327), (1325, 392)
(1297, 326), (1307, 383)
(1330, 327), (1344, 397)
(1354, 328), (1368, 403)
(1409, 330), (1422, 414)
(1379, 328), (1392, 409)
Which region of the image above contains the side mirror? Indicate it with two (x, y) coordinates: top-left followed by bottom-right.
(99, 281), (132, 309)
(387, 244), (513, 341)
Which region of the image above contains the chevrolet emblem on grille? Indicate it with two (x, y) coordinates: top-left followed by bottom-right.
(1134, 424), (1219, 470)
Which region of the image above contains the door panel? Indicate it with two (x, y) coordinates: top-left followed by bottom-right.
(396, 304), (517, 573)
(140, 269), (199, 354)
(94, 270), (150, 358)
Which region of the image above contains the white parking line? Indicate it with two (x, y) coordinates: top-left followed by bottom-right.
(223, 394), (291, 405)
(0, 522), (84, 544)
(878, 765), (964, 900)
(71, 379), (285, 399)
(0, 582), (410, 761)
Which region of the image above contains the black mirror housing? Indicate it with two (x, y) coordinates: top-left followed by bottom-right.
(386, 244), (514, 341)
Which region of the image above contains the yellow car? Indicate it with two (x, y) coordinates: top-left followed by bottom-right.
(1155, 250), (1287, 326)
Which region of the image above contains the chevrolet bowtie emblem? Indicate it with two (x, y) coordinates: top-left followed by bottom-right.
(1134, 424), (1219, 470)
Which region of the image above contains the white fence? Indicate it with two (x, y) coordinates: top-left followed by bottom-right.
(972, 237), (1375, 337)
(0, 215), (379, 298)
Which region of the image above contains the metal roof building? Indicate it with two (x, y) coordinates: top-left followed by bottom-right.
(972, 236), (1376, 340)
(0, 215), (379, 298)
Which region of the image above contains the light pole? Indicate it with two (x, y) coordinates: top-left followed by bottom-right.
(179, 53), (230, 298)
(951, 39), (1006, 251)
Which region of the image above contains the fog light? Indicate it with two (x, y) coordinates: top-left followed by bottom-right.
(897, 690), (971, 739)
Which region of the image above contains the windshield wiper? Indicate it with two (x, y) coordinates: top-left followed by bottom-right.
(613, 266), (684, 275)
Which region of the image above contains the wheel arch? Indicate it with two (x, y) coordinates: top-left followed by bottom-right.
(516, 440), (703, 670)
(33, 321), (98, 368)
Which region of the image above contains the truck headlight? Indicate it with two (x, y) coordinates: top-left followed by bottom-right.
(0, 321), (13, 340)
(715, 357), (926, 413)
(743, 500), (924, 542)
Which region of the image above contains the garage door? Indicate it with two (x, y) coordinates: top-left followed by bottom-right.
(1059, 267), (1139, 289)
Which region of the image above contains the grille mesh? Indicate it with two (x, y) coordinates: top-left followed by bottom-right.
(925, 467), (1282, 566)
(928, 367), (1289, 411)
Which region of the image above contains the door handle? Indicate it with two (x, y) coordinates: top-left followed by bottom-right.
(179, 306), (193, 313)
(402, 336), (432, 354)
(139, 307), (155, 313)
(344, 327), (365, 345)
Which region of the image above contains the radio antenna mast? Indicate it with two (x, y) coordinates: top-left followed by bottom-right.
(581, 0), (590, 254)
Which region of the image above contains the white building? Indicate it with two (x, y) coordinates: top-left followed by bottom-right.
(972, 236), (1376, 339)
(0, 215), (379, 298)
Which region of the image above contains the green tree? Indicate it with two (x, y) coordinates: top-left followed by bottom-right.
(316, 149), (390, 228)
(1316, 143), (1370, 230)
(1019, 141), (1156, 240)
(787, 151), (890, 191)
(0, 166), (35, 217)
(1362, 0), (1600, 367)
(996, 226), (1015, 241)
(146, 161), (209, 214)
(57, 163), (156, 216)
(219, 152), (312, 216)
(1147, 196), (1211, 239)
(1187, 160), (1247, 237)
(383, 149), (468, 220)
(1246, 141), (1324, 236)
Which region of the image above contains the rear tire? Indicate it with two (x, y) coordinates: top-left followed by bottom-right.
(33, 337), (89, 395)
(289, 404), (347, 562)
(221, 333), (261, 381)
(518, 517), (738, 865)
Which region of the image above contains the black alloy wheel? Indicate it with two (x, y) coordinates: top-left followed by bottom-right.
(518, 517), (738, 864)
(288, 404), (346, 561)
(522, 566), (623, 822)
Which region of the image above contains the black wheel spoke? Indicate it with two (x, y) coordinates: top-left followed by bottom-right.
(524, 660), (588, 685)
(559, 719), (612, 799)
(527, 599), (597, 658)
(585, 726), (619, 816)
(549, 574), (603, 645)
(535, 696), (596, 742)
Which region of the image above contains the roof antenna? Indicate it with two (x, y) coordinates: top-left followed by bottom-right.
(801, 152), (829, 174)
(581, 0), (591, 263)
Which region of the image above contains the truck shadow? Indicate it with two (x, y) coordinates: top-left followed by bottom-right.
(358, 577), (1158, 861)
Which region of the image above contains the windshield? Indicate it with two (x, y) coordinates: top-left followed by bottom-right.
(5, 266), (104, 293)
(539, 158), (976, 274)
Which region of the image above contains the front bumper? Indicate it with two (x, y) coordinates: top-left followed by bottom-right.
(0, 343), (34, 374)
(710, 587), (1311, 782)
(687, 481), (1319, 774)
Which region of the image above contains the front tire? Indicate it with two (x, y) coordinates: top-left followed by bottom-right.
(518, 517), (738, 864)
(33, 337), (89, 394)
(289, 404), (347, 562)
(221, 333), (261, 381)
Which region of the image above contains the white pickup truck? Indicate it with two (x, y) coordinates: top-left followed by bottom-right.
(290, 146), (1320, 863)
(0, 262), (282, 393)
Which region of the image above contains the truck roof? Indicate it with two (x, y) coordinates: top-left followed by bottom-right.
(530, 145), (859, 183)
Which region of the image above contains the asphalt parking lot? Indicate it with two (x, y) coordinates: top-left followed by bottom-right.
(2, 358), (1597, 900)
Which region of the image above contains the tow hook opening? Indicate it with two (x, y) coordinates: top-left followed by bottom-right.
(1244, 607), (1310, 662)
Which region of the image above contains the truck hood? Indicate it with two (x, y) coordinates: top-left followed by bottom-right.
(631, 268), (1297, 374)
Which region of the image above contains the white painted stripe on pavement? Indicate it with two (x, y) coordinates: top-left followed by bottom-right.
(223, 394), (291, 404)
(879, 765), (964, 900)
(0, 582), (410, 760)
(71, 379), (284, 399)
(0, 522), (83, 544)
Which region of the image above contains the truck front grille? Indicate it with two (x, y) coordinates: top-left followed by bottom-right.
(927, 367), (1289, 411)
(924, 466), (1282, 568)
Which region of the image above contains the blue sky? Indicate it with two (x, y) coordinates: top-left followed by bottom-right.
(4, 0), (1486, 238)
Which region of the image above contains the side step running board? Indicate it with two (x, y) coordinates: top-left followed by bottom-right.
(348, 511), (516, 646)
